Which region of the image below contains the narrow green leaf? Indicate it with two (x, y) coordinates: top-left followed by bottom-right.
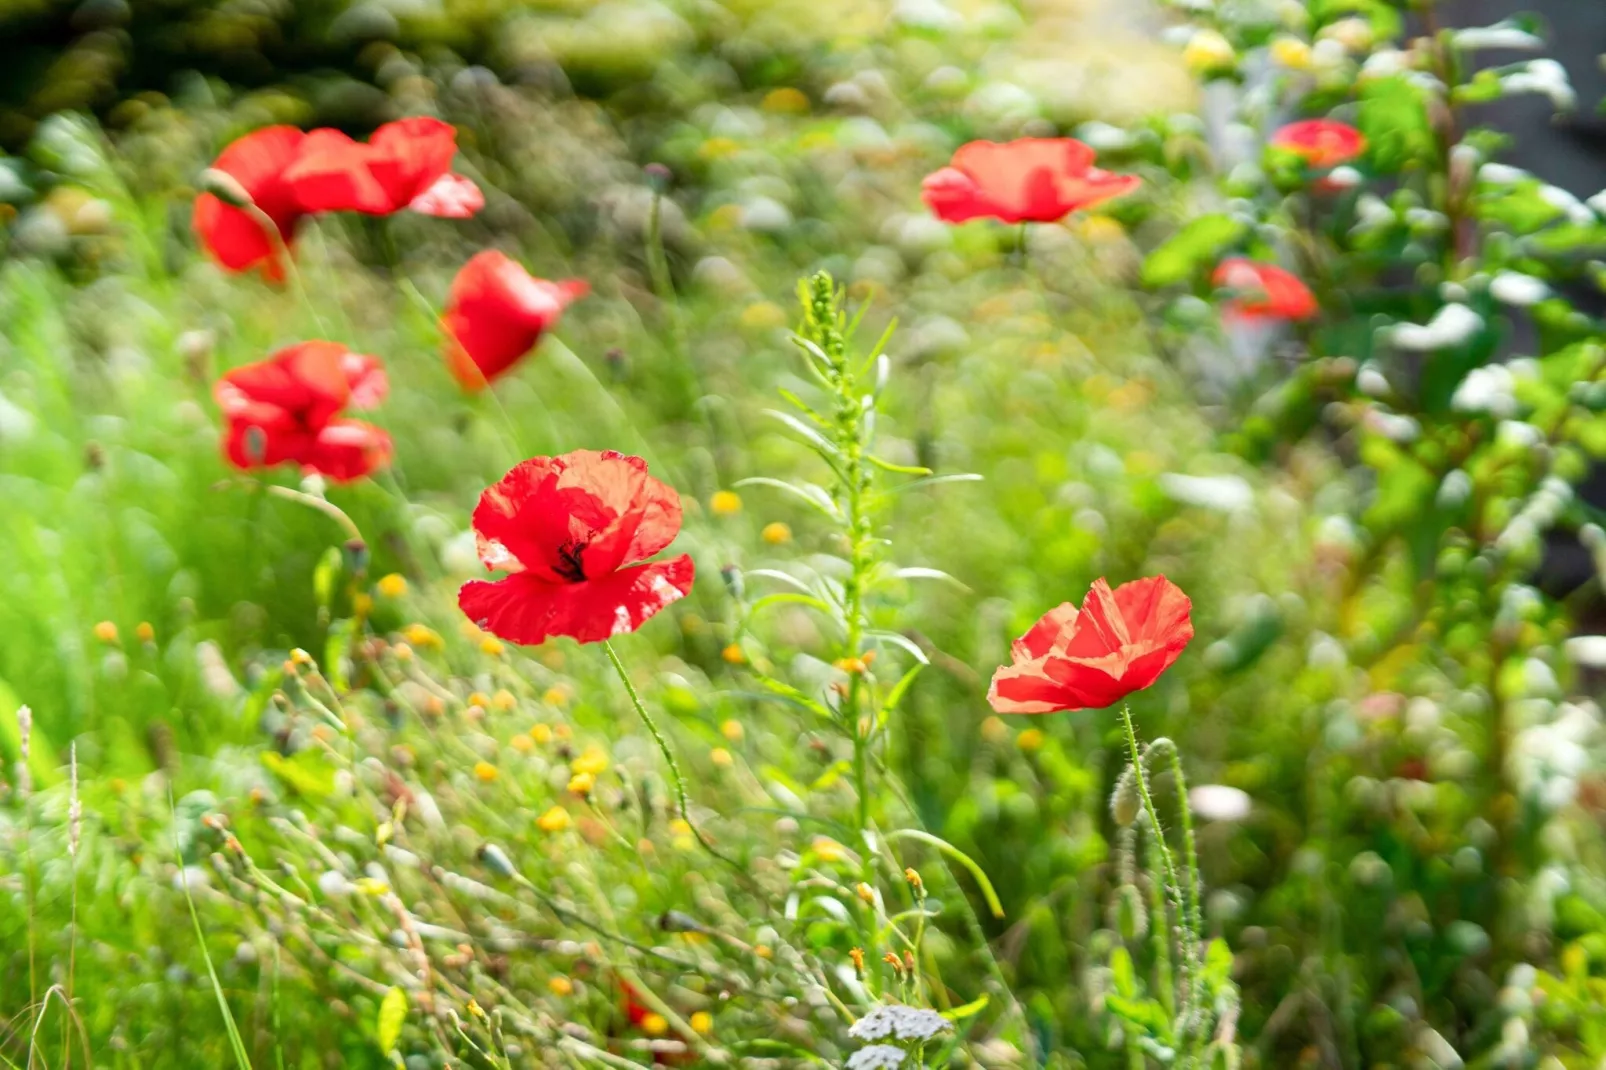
(884, 828), (1005, 918)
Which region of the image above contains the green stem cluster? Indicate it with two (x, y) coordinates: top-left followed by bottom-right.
(1120, 705), (1207, 1068)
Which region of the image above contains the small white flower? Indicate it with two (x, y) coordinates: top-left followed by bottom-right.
(1387, 304), (1484, 351)
(1453, 22), (1544, 52)
(1189, 784), (1252, 822)
(1489, 271), (1550, 307)
(1324, 165), (1362, 190)
(1451, 365), (1519, 417)
(847, 1046), (908, 1070)
(1538, 183), (1594, 225)
(1478, 163), (1529, 185)
(1437, 469), (1473, 508)
(318, 870), (354, 897)
(1076, 121), (1137, 152)
(1565, 636), (1606, 668)
(849, 1005), (953, 1043)
(1501, 59), (1575, 111)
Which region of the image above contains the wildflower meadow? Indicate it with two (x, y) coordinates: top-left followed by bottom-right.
(4, 1), (1606, 1068)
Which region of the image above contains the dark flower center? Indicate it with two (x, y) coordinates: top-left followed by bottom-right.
(554, 539), (587, 583)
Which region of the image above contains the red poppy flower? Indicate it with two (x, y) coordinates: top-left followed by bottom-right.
(286, 117), (483, 217)
(987, 576), (1193, 715)
(214, 341), (392, 482)
(458, 451), (694, 646)
(441, 251), (588, 390)
(192, 126), (310, 280)
(1270, 119), (1366, 170)
(1212, 258), (1318, 321)
(922, 138), (1141, 225)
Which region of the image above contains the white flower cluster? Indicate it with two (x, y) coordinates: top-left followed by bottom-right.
(848, 1005), (954, 1043)
(846, 1045), (909, 1070)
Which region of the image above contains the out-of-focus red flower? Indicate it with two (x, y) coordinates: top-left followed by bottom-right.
(1270, 119), (1367, 170)
(214, 341), (392, 482)
(192, 126), (310, 280)
(195, 119), (483, 278)
(442, 251), (588, 390)
(988, 576), (1193, 714)
(458, 450), (694, 646)
(1212, 258), (1319, 321)
(286, 117), (482, 216)
(922, 138), (1141, 225)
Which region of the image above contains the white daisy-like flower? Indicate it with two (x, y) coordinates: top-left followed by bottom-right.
(847, 1046), (908, 1070)
(848, 1005), (954, 1043)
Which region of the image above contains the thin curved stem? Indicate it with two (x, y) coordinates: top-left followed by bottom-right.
(600, 639), (748, 876)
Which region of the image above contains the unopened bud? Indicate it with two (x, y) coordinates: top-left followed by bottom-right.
(1111, 765), (1141, 827)
(1114, 883), (1149, 941)
(644, 162), (673, 192)
(343, 538), (369, 577)
(904, 867), (924, 893)
(855, 882), (875, 903)
(477, 843), (515, 878)
(199, 168), (253, 209)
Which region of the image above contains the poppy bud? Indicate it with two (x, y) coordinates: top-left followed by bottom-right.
(343, 538), (369, 576)
(1143, 738), (1177, 765)
(720, 565), (744, 600)
(1114, 883), (1148, 941)
(658, 910), (704, 933)
(644, 162), (673, 193)
(1111, 765), (1141, 827)
(199, 167), (255, 209)
(477, 842), (515, 877)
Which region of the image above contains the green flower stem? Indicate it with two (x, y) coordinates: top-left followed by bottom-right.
(1120, 704), (1201, 1059)
(601, 638), (692, 826)
(601, 638), (746, 879)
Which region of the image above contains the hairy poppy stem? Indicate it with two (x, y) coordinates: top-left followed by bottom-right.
(601, 639), (690, 819)
(601, 639), (742, 877)
(1120, 704), (1201, 1059)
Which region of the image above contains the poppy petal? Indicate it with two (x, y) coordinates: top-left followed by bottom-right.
(988, 658), (1080, 715)
(306, 420), (394, 482)
(459, 554), (694, 646)
(443, 252), (586, 390)
(409, 173), (484, 218)
(282, 129), (394, 214)
(193, 126), (308, 277)
(1012, 601), (1079, 661)
(368, 117), (459, 207)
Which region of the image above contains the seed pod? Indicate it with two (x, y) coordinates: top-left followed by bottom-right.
(1111, 765), (1141, 827)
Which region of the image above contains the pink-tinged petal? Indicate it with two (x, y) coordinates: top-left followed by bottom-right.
(1062, 578), (1131, 659)
(1012, 601), (1080, 661)
(987, 658), (1080, 715)
(367, 117), (458, 207)
(459, 554), (694, 646)
(921, 167), (989, 223)
(1040, 652), (1139, 710)
(340, 351), (389, 410)
(409, 173), (484, 218)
